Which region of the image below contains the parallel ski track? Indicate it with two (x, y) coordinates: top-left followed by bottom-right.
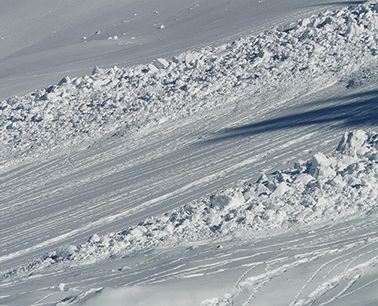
(1, 214), (376, 305)
(0, 83), (375, 274)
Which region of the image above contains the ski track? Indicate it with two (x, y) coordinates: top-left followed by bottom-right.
(2, 217), (376, 305)
(0, 1), (377, 304)
(0, 84), (376, 273)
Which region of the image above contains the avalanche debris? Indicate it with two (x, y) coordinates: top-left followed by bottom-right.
(0, 1), (377, 163)
(2, 130), (377, 280)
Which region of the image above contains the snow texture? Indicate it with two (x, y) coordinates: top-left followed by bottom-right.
(2, 130), (377, 280)
(1, 1), (377, 164)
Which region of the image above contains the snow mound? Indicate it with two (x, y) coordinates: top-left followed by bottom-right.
(1, 1), (377, 163)
(2, 130), (377, 280)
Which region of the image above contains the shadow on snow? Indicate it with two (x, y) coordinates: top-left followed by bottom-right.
(306, 1), (365, 8)
(202, 89), (378, 144)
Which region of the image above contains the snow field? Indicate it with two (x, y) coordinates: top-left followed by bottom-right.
(0, 1), (377, 305)
(2, 130), (376, 282)
(0, 1), (377, 164)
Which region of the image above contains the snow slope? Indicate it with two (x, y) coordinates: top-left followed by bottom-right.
(1, 129), (377, 305)
(0, 0), (377, 305)
(3, 130), (377, 277)
(0, 0), (370, 100)
(1, 0), (377, 164)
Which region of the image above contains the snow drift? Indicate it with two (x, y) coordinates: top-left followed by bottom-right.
(2, 130), (377, 280)
(0, 1), (377, 164)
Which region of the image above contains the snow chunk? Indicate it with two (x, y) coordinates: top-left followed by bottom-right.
(153, 58), (170, 69)
(295, 174), (315, 185)
(209, 192), (244, 211)
(58, 283), (67, 292)
(88, 234), (101, 243)
(256, 183), (270, 196)
(336, 130), (370, 157)
(309, 152), (335, 179)
(271, 182), (290, 198)
(147, 64), (159, 73)
(58, 76), (71, 86)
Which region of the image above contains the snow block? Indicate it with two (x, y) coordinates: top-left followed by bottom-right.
(147, 64), (159, 73)
(336, 130), (369, 157)
(153, 58), (170, 69)
(92, 66), (103, 75)
(256, 173), (269, 184)
(256, 183), (270, 196)
(271, 182), (290, 198)
(58, 76), (71, 86)
(309, 152), (335, 179)
(209, 194), (232, 210)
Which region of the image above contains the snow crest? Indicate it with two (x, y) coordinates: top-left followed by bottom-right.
(1, 1), (377, 163)
(2, 130), (377, 280)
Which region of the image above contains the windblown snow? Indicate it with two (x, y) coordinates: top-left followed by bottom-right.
(0, 1), (377, 305)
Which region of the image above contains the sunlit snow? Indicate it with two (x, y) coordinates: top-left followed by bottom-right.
(0, 0), (377, 305)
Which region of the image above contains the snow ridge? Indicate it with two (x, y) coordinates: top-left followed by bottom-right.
(1, 1), (377, 163)
(2, 130), (377, 280)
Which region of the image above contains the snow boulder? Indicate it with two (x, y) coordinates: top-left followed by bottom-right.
(309, 152), (336, 179)
(270, 182), (291, 198)
(336, 130), (372, 157)
(209, 192), (244, 211)
(153, 58), (170, 69)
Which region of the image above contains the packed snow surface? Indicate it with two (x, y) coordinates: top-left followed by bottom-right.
(0, 1), (377, 305)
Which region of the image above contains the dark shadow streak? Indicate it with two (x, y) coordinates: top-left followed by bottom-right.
(296, 89), (378, 109)
(202, 91), (377, 144)
(306, 1), (365, 8)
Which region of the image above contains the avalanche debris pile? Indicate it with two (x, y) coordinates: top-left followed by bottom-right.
(1, 1), (377, 162)
(3, 130), (377, 279)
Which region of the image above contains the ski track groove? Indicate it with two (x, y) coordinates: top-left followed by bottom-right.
(335, 278), (378, 302)
(289, 243), (377, 306)
(0, 1), (377, 303)
(0, 122), (332, 262)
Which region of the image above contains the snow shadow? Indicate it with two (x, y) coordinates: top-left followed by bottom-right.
(203, 90), (378, 144)
(307, 1), (365, 7)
